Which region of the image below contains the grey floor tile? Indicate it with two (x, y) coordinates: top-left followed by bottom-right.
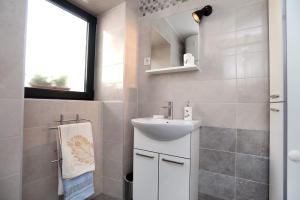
(92, 193), (122, 200)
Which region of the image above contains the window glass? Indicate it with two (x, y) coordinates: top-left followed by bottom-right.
(25, 0), (88, 92)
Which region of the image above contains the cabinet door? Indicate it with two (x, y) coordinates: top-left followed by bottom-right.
(269, 103), (285, 200)
(269, 0), (285, 102)
(133, 149), (158, 200)
(159, 154), (190, 200)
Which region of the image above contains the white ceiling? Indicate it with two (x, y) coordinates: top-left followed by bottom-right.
(67, 0), (125, 15)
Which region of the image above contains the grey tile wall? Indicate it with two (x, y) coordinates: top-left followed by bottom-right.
(199, 126), (269, 200)
(199, 170), (235, 200)
(236, 179), (269, 200)
(236, 154), (269, 183)
(200, 127), (236, 152)
(237, 129), (269, 157)
(199, 149), (235, 176)
(22, 99), (103, 200)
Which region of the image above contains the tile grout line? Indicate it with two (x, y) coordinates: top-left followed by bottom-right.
(234, 128), (237, 200)
(198, 147), (269, 159)
(234, 48), (238, 199)
(0, 173), (21, 181)
(199, 169), (269, 186)
(236, 177), (269, 185)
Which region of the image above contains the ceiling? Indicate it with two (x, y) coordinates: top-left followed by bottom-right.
(67, 0), (125, 15)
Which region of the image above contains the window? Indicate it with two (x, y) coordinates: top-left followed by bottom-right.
(25, 0), (96, 100)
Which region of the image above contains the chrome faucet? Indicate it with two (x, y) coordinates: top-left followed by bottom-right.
(161, 101), (173, 119)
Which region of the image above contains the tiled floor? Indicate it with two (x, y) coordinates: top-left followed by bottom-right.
(92, 194), (121, 200)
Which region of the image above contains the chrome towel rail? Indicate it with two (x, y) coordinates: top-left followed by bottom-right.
(49, 114), (92, 163)
(48, 114), (91, 130)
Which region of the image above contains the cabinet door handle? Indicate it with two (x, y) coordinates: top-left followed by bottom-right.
(270, 108), (280, 112)
(162, 158), (184, 165)
(270, 94), (280, 99)
(51, 158), (62, 163)
(136, 153), (155, 159)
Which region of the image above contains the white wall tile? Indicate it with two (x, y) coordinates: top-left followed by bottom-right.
(0, 174), (21, 200)
(237, 78), (269, 103)
(0, 99), (23, 138)
(103, 159), (123, 181)
(0, 0), (26, 99)
(23, 99), (103, 197)
(236, 1), (268, 30)
(103, 177), (123, 199)
(236, 103), (269, 130)
(0, 137), (22, 178)
(237, 51), (269, 78)
(99, 3), (126, 31)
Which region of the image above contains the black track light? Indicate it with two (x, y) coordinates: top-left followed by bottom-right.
(192, 5), (213, 23)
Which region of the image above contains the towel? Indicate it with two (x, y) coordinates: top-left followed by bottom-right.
(55, 130), (64, 195)
(58, 122), (95, 179)
(63, 172), (94, 200)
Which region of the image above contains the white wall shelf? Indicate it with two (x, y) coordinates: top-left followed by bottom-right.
(145, 65), (200, 75)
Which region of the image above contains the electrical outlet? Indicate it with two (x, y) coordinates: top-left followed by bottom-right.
(144, 57), (151, 66)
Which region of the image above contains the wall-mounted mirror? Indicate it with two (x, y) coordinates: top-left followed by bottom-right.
(150, 10), (199, 70)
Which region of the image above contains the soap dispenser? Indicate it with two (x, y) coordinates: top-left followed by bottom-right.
(184, 101), (192, 120)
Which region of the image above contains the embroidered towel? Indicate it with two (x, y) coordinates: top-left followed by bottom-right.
(63, 172), (94, 200)
(58, 122), (95, 179)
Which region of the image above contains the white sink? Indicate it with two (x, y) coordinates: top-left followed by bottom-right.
(131, 118), (201, 141)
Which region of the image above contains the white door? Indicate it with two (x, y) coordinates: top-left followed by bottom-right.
(159, 154), (190, 200)
(133, 149), (158, 200)
(287, 0), (300, 199)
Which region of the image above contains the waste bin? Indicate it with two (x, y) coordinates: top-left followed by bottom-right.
(124, 172), (133, 200)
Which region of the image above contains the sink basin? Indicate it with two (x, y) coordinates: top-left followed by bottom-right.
(131, 118), (201, 141)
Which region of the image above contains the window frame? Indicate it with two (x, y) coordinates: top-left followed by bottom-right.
(25, 0), (97, 100)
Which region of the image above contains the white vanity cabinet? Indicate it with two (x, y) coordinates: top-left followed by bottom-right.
(133, 126), (200, 200)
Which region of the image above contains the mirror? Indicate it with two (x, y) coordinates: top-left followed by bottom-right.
(150, 10), (199, 69)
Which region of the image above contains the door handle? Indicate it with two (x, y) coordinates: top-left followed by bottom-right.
(162, 158), (184, 165)
(270, 108), (280, 112)
(136, 153), (155, 159)
(288, 150), (300, 162)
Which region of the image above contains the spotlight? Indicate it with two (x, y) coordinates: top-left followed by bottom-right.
(192, 5), (213, 23)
